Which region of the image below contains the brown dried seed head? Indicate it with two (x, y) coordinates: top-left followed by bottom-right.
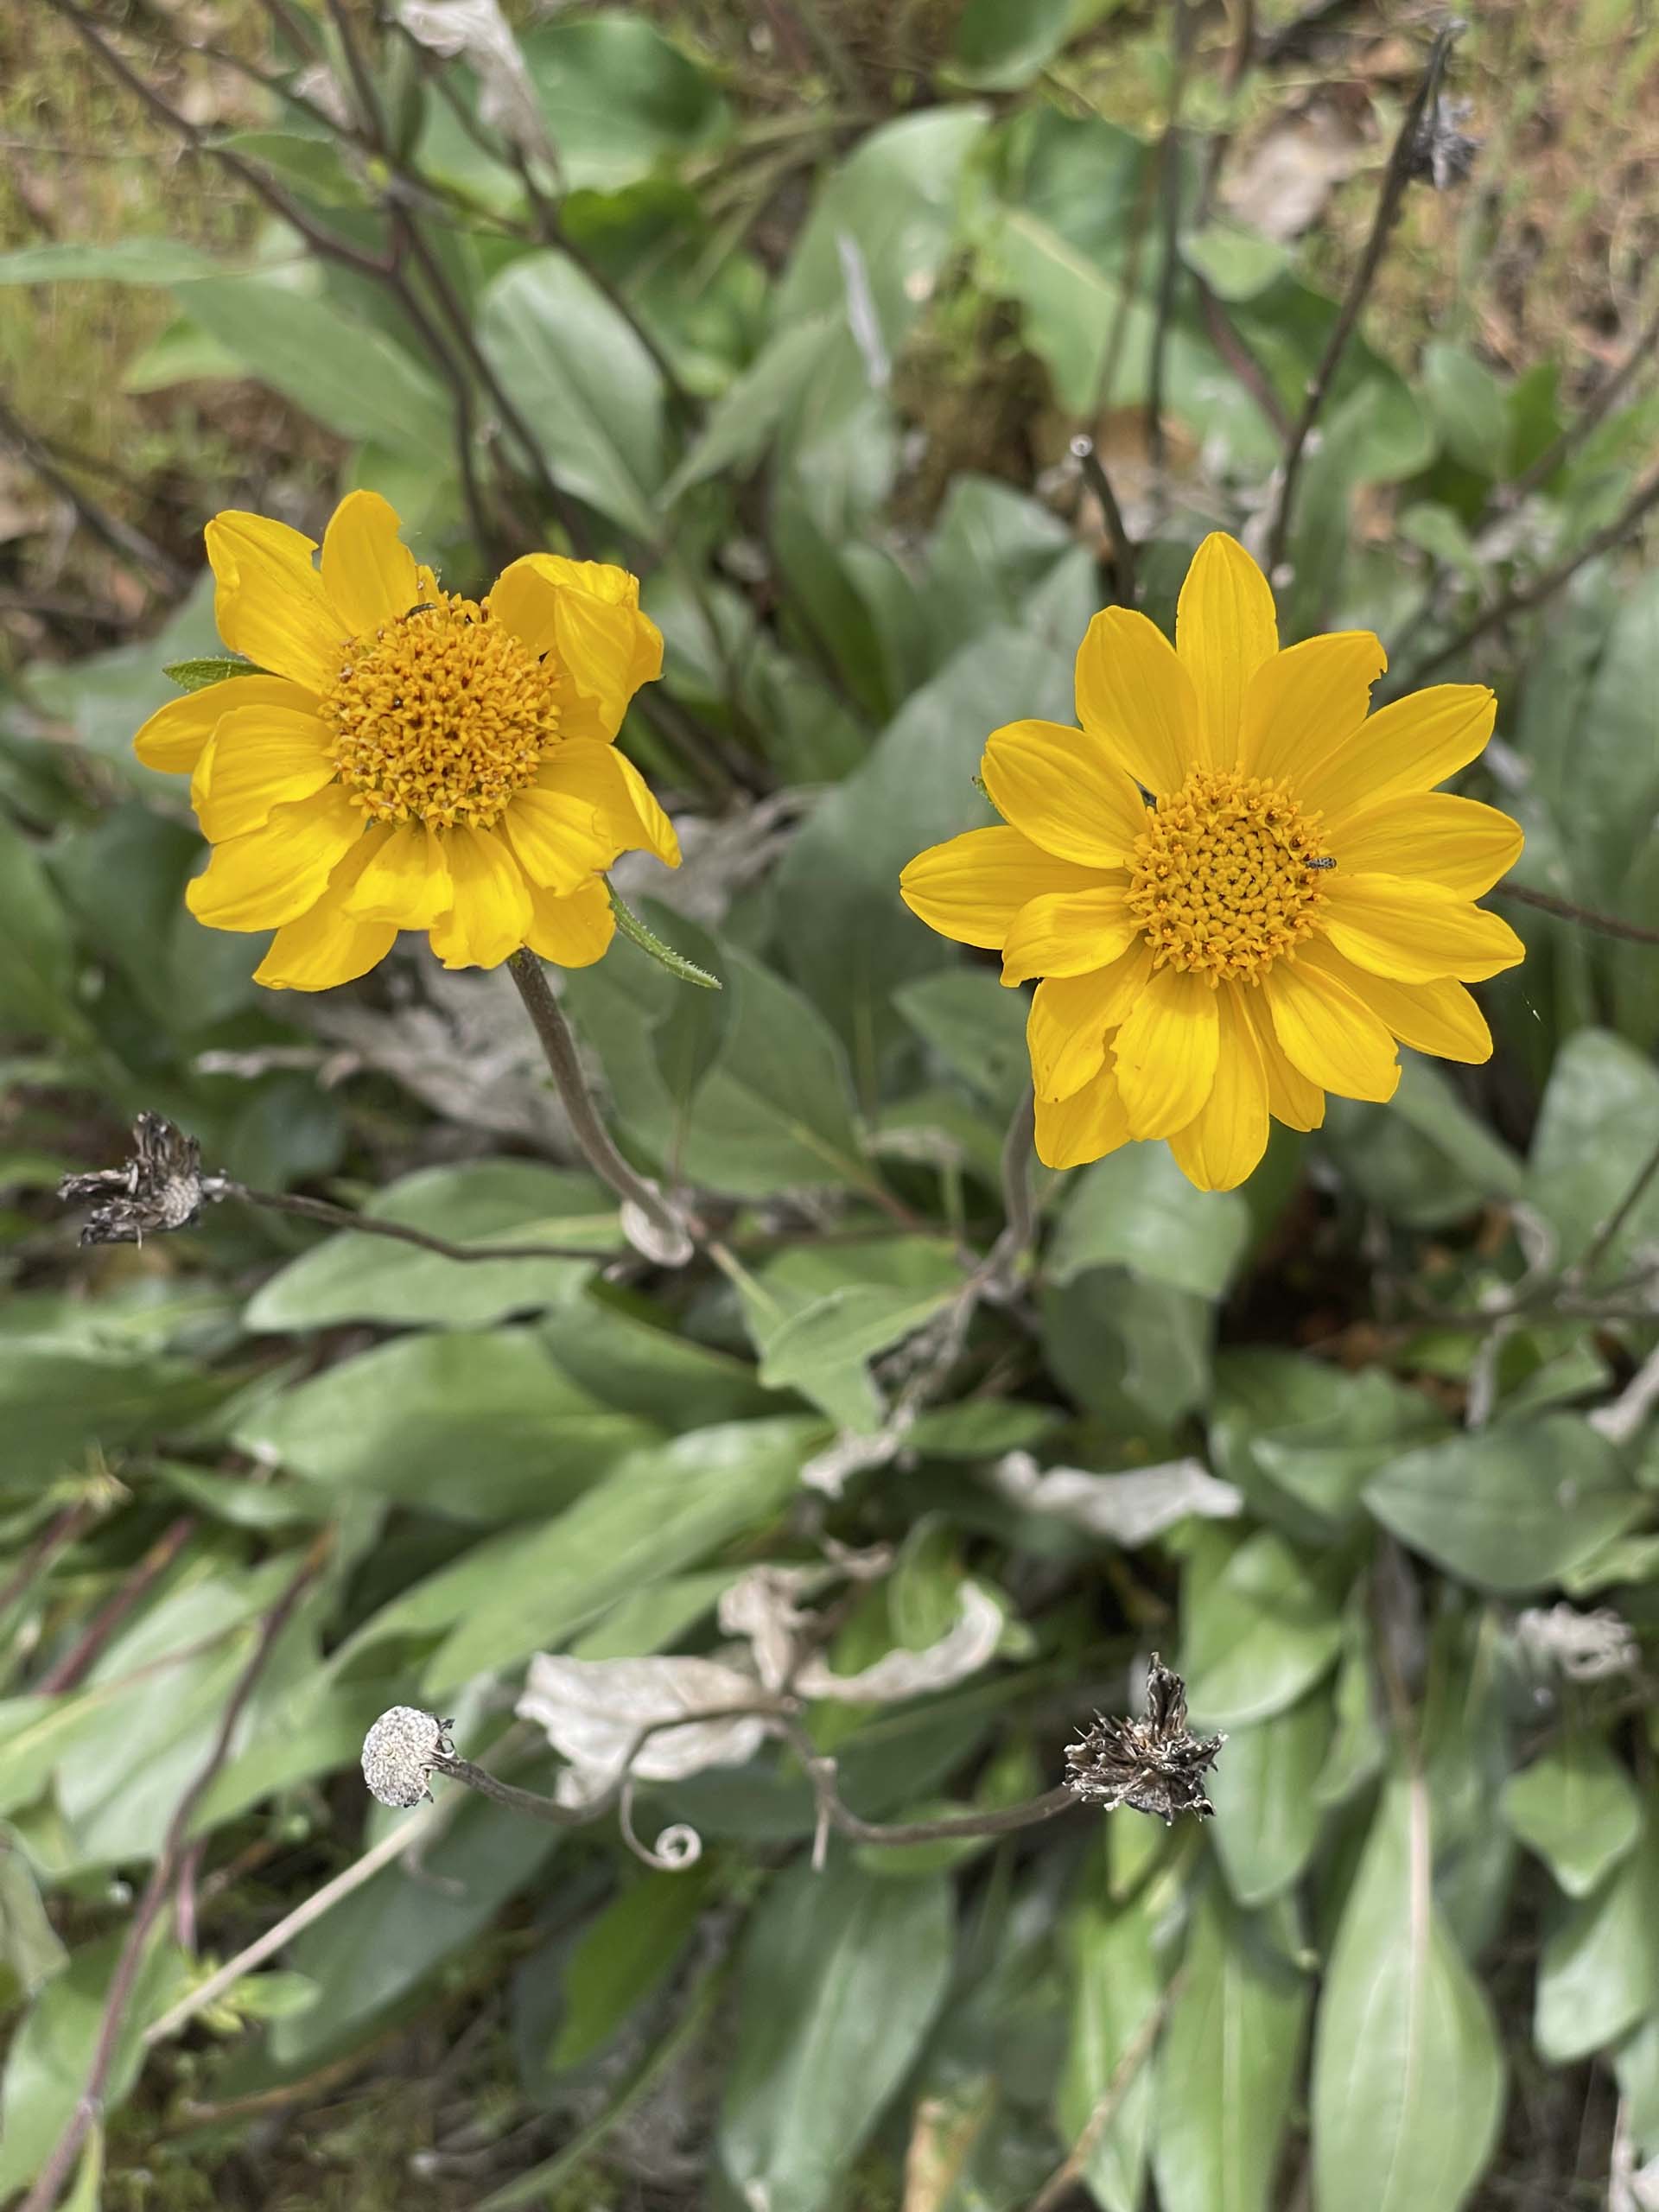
(1064, 1654), (1225, 1825)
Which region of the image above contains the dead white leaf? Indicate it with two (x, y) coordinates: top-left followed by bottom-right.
(517, 1651), (769, 1806)
(993, 1451), (1242, 1548)
(1222, 104), (1366, 242)
(397, 0), (550, 162)
(1515, 1603), (1639, 1683)
(718, 1565), (822, 1693)
(793, 1581), (1003, 1703)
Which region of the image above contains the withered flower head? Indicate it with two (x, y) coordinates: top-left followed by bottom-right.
(59, 1114), (207, 1246)
(1065, 1655), (1224, 1824)
(361, 1706), (455, 1809)
(1408, 95), (1479, 190)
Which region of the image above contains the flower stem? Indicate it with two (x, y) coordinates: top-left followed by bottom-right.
(505, 948), (694, 1264)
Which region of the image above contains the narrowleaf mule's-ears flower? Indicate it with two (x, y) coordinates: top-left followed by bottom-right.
(135, 493), (679, 989)
(900, 534), (1524, 1192)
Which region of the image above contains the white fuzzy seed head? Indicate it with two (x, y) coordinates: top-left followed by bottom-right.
(361, 1705), (448, 1808)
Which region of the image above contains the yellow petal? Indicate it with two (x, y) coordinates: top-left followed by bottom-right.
(524, 876), (615, 969)
(1175, 532), (1280, 771)
(134, 673), (313, 774)
(1328, 791), (1522, 897)
(982, 719), (1149, 868)
(341, 821), (453, 928)
(1313, 949), (1492, 1064)
(429, 825), (533, 969)
(254, 838), (393, 992)
(1238, 632), (1387, 786)
(320, 489), (419, 638)
(204, 511), (343, 694)
(900, 826), (1107, 950)
(1033, 1061), (1133, 1170)
(503, 786), (609, 894)
(1075, 607), (1201, 797)
(1238, 985), (1324, 1130)
(1001, 886), (1138, 988)
(1265, 948), (1399, 1102)
(1322, 873), (1526, 982)
(194, 703), (336, 842)
(1166, 985), (1270, 1191)
(541, 738), (680, 868)
(186, 785), (365, 931)
(1027, 941), (1154, 1101)
(1304, 683), (1497, 822)
(1111, 963), (1220, 1139)
(489, 554), (663, 743)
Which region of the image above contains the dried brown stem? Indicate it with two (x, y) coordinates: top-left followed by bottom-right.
(1147, 0), (1197, 474)
(0, 1502), (95, 1622)
(505, 949), (695, 1262)
(1264, 24), (1459, 575)
(0, 385), (187, 588)
(19, 1543), (325, 2212)
(1071, 435), (1138, 608)
(35, 1515), (197, 1695)
(1027, 1970), (1186, 2212)
(1492, 881), (1659, 947)
(209, 1176), (617, 1264)
(1399, 467), (1659, 686)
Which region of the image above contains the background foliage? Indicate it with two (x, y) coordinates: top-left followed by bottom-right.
(3, 1), (1659, 2207)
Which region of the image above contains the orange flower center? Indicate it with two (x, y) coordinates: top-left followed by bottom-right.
(320, 593), (560, 829)
(1127, 768), (1328, 983)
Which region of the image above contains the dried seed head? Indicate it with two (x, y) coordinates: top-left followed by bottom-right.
(361, 1706), (454, 1808)
(1065, 1655), (1225, 1825)
(1408, 95), (1479, 190)
(60, 1113), (207, 1246)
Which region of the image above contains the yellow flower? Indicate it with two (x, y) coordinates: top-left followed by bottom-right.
(899, 534), (1524, 1192)
(134, 492), (678, 990)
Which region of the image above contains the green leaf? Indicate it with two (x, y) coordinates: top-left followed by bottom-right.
(1181, 221), (1295, 302)
(1501, 1732), (1642, 1899)
(1049, 1145), (1251, 1300)
(1363, 1414), (1637, 1594)
(520, 16), (729, 193)
(772, 108), (989, 359)
(0, 1334), (231, 1489)
(161, 655), (262, 691)
(609, 885), (721, 986)
(1211, 1351), (1446, 1533)
(0, 815), (92, 1048)
(1042, 1268), (1212, 1428)
(402, 1418), (817, 1692)
(30, 569), (219, 770)
(244, 1162), (617, 1332)
(0, 1840), (67, 2010)
(174, 274), (452, 455)
(893, 968), (1036, 1121)
(720, 1857), (953, 2212)
(270, 1782), (562, 2072)
(540, 1297), (772, 1431)
(1180, 1528), (1346, 1728)
(0, 1929), (188, 2193)
(1422, 341), (1509, 478)
(551, 1864), (714, 2070)
(774, 628), (1074, 1073)
(1527, 1028), (1659, 1274)
(0, 238), (223, 283)
(1323, 1057), (1525, 1229)
(1535, 1821), (1659, 2062)
(660, 317), (836, 503)
(234, 1328), (658, 1522)
(1311, 1774), (1503, 2212)
(1153, 1885), (1308, 2212)
(947, 0), (1080, 89)
(758, 1281), (961, 1431)
(1205, 1683), (1333, 1907)
(479, 252), (668, 540)
(1056, 1878), (1162, 2212)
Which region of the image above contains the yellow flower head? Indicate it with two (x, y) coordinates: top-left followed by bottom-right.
(134, 491), (678, 990)
(899, 534), (1525, 1192)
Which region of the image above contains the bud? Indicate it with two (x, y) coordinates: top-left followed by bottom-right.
(361, 1707), (454, 1808)
(1064, 1656), (1224, 1824)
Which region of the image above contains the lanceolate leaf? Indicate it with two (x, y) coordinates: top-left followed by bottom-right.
(1310, 1771), (1504, 2212)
